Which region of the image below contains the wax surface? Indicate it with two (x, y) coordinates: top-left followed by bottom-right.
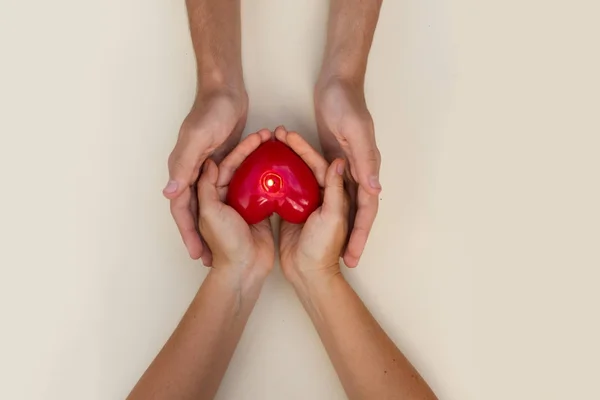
(226, 140), (321, 224)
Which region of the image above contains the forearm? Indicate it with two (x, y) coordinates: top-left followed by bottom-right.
(128, 267), (266, 400)
(186, 0), (244, 93)
(293, 272), (437, 400)
(319, 0), (383, 85)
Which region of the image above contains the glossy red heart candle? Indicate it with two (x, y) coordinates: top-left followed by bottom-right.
(226, 140), (321, 224)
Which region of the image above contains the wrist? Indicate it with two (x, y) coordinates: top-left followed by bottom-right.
(196, 66), (246, 100)
(189, 85), (248, 126)
(316, 66), (365, 94)
(290, 268), (346, 314)
(318, 0), (381, 89)
(314, 75), (366, 112)
(287, 263), (343, 293)
(212, 261), (270, 293)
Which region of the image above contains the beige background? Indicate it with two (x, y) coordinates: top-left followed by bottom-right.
(1, 0), (599, 399)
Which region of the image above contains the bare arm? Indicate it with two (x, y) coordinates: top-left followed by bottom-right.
(293, 274), (437, 400)
(315, 0), (384, 267)
(128, 269), (267, 400)
(277, 129), (436, 400)
(186, 0), (244, 92)
(132, 134), (274, 400)
(320, 0), (383, 86)
(165, 0), (247, 263)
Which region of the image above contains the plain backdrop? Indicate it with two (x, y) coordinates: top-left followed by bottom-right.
(1, 0), (599, 399)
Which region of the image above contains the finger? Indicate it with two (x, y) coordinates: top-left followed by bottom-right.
(322, 159), (346, 215)
(164, 137), (207, 200)
(273, 125), (289, 142)
(189, 181), (199, 226)
(170, 187), (204, 260)
(343, 186), (379, 268)
(349, 130), (382, 195)
(280, 131), (328, 187)
(197, 159), (220, 210)
(217, 129), (272, 189)
(209, 124), (244, 164)
(189, 183), (212, 266)
(200, 234), (213, 267)
(201, 254), (213, 267)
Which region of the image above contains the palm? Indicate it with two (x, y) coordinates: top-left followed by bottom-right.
(280, 208), (345, 281)
(245, 219), (275, 271)
(216, 194), (274, 266)
(279, 211), (321, 261)
(315, 79), (380, 267)
(279, 221), (303, 280)
(178, 93), (247, 179)
(197, 157), (274, 271)
(315, 82), (374, 176)
(167, 90), (248, 263)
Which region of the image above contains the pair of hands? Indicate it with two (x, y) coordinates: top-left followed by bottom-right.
(197, 128), (348, 283)
(164, 80), (380, 267)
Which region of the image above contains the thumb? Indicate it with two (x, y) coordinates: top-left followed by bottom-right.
(164, 143), (205, 199)
(322, 159), (346, 215)
(350, 134), (382, 195)
(197, 159), (220, 211)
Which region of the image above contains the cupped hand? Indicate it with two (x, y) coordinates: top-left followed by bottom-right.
(163, 90), (248, 264)
(196, 156), (275, 278)
(315, 78), (381, 267)
(275, 129), (349, 284)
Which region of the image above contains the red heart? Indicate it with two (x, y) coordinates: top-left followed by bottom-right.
(226, 139), (321, 224)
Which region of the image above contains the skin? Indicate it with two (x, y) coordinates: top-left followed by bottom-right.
(132, 128), (437, 400)
(277, 128), (437, 400)
(165, 0), (384, 267)
(129, 132), (274, 400)
(315, 0), (384, 267)
(163, 0), (248, 265)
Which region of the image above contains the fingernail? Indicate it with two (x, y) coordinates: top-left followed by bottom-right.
(345, 257), (359, 268)
(336, 161), (344, 175)
(163, 180), (178, 194)
(369, 176), (381, 190)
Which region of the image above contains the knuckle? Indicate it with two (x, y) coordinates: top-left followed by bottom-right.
(167, 151), (176, 170)
(365, 145), (381, 165)
(373, 146), (382, 163)
(167, 151), (185, 173)
(352, 223), (369, 236)
(289, 132), (306, 147)
(169, 198), (183, 215)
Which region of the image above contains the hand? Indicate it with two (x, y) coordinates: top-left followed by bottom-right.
(163, 90), (248, 264)
(275, 129), (349, 284)
(314, 78), (381, 267)
(196, 155), (275, 279)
